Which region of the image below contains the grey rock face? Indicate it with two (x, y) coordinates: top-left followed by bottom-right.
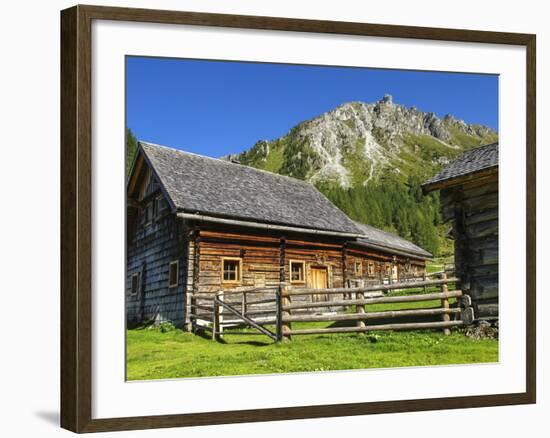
(230, 96), (498, 188)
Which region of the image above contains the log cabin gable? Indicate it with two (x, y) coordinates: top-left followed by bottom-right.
(127, 148), (179, 239)
(128, 146), (177, 213)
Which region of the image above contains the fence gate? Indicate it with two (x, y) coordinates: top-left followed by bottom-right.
(213, 294), (278, 341)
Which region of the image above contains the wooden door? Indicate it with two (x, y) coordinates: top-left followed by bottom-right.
(310, 267), (328, 302)
(392, 264), (398, 282)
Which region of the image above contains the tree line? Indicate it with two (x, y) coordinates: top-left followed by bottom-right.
(316, 175), (445, 256)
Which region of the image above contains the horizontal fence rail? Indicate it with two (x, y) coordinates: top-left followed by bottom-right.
(190, 272), (472, 342)
(286, 277), (458, 296)
(290, 321), (464, 335)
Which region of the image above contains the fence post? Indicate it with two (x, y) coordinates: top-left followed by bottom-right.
(423, 272), (428, 294)
(242, 292), (247, 318)
(440, 273), (451, 335)
(190, 294), (196, 334)
(212, 294), (218, 340)
(276, 286), (283, 342)
(213, 291), (224, 341)
(356, 289), (366, 334)
(281, 283), (291, 342)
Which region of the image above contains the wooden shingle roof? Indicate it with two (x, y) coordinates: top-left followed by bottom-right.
(422, 142), (498, 192)
(139, 142), (362, 235)
(352, 221), (433, 259)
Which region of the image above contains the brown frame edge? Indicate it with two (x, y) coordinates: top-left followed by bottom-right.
(60, 4), (536, 433)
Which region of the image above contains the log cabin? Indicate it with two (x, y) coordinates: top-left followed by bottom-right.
(126, 142), (432, 328)
(422, 142), (498, 321)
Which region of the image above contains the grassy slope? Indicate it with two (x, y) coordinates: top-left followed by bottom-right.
(127, 325), (498, 380)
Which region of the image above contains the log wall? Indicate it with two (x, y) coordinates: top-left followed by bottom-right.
(346, 247), (427, 285)
(193, 228), (345, 293)
(440, 172), (498, 320)
(190, 227), (427, 307)
(126, 188), (188, 328)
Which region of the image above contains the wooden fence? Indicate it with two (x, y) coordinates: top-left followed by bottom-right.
(189, 273), (474, 342)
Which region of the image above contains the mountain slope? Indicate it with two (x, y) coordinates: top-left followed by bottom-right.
(225, 95), (497, 256)
(230, 95), (497, 188)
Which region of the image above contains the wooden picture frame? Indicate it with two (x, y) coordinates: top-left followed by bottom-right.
(60, 4), (536, 433)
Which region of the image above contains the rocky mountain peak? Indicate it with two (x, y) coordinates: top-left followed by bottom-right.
(380, 94), (393, 105)
(228, 97), (498, 189)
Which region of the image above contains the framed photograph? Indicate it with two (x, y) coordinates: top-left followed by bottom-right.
(60, 4), (536, 433)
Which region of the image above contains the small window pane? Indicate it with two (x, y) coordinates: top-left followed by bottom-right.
(144, 203), (153, 223)
(131, 273), (139, 295)
(169, 261), (178, 287)
(223, 260), (240, 282)
(290, 262), (304, 282)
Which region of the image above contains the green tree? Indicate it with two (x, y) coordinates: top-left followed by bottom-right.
(126, 128), (138, 176)
(315, 176), (443, 256)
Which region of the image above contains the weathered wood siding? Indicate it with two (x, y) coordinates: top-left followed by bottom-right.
(126, 182), (188, 327)
(190, 228), (346, 293)
(347, 247), (426, 285)
(440, 172), (498, 319)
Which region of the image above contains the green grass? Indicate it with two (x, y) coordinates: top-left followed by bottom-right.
(447, 126), (498, 149)
(127, 319), (498, 380)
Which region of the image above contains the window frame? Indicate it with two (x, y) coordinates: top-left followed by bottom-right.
(168, 260), (179, 288)
(130, 272), (140, 296)
(221, 257), (243, 284)
(367, 261), (375, 276)
(143, 201), (153, 226)
(152, 195), (164, 220)
(354, 261), (362, 276)
(385, 262), (392, 276)
(289, 260), (306, 284)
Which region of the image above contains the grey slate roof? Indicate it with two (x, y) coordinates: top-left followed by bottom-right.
(139, 142), (362, 235)
(423, 142), (498, 190)
(353, 221), (433, 259)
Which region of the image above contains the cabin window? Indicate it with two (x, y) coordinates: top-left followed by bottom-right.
(144, 202), (153, 225)
(290, 261), (305, 283)
(222, 258), (242, 283)
(367, 261), (375, 276)
(152, 196), (164, 220)
(152, 197), (159, 219)
(168, 261), (179, 288)
(385, 263), (392, 276)
(130, 273), (140, 295)
(354, 261), (362, 276)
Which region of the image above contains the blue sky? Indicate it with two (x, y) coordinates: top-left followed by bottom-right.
(126, 57), (498, 158)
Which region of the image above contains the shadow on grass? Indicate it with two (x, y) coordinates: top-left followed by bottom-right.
(327, 309), (461, 329)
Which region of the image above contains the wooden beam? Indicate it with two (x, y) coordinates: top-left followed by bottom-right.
(283, 292), (384, 310)
(287, 278), (458, 296)
(283, 307), (460, 323)
(290, 320), (464, 335)
(279, 236), (286, 283)
(422, 166), (498, 193)
(440, 272), (451, 335)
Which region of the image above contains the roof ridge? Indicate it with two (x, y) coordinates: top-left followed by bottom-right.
(139, 140), (316, 189)
(353, 220), (432, 257)
(462, 141), (499, 154)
